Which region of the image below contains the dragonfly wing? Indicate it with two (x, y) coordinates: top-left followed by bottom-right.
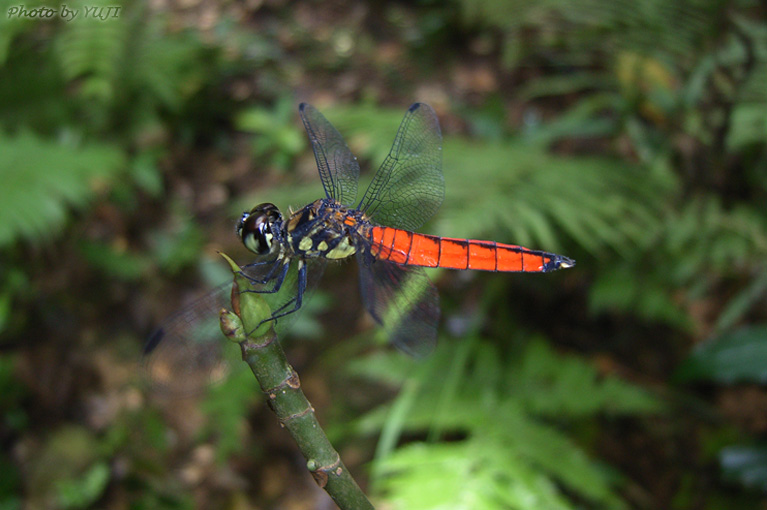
(143, 283), (240, 397)
(299, 103), (359, 206)
(144, 258), (326, 396)
(357, 103), (444, 231)
(356, 252), (439, 357)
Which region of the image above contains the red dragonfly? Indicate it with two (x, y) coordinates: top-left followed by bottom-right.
(145, 103), (573, 389)
(232, 103), (574, 355)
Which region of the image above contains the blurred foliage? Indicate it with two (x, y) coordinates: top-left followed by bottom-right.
(460, 0), (735, 75)
(678, 325), (767, 384)
(200, 366), (260, 462)
(590, 194), (767, 329)
(345, 337), (658, 509)
(24, 426), (108, 508)
(236, 95), (306, 171)
(720, 444), (767, 491)
(1, 0), (767, 508)
(0, 0), (246, 252)
(677, 323), (767, 495)
(0, 131), (124, 248)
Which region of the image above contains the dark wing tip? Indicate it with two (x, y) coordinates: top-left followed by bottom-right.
(408, 103), (423, 112)
(143, 328), (165, 355)
(299, 102), (309, 112)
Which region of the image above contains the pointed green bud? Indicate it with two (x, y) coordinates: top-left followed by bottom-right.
(219, 251), (276, 340)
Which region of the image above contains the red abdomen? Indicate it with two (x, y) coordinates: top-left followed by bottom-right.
(368, 226), (573, 273)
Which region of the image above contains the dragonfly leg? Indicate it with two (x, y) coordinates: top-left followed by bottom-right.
(242, 257), (278, 266)
(240, 258), (290, 295)
(240, 259), (290, 294)
(251, 260), (307, 331)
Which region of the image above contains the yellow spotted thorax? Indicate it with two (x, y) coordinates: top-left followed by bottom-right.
(285, 199), (361, 260)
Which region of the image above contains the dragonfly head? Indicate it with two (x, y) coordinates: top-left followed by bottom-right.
(237, 203), (283, 256)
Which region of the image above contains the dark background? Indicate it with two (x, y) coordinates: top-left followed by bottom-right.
(2, 0), (767, 508)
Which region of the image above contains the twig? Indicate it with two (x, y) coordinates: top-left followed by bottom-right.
(218, 253), (374, 510)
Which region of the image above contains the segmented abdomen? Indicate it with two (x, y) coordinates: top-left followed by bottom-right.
(368, 226), (572, 273)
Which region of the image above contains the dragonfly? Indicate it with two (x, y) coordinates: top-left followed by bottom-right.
(145, 103), (574, 392)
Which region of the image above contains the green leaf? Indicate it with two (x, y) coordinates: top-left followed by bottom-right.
(677, 325), (767, 383)
(55, 462), (110, 510)
(0, 130), (124, 248)
(235, 96), (306, 171)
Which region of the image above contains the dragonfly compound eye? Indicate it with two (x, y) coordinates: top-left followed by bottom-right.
(238, 203), (282, 255)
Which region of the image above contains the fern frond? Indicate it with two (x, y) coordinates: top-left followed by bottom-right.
(508, 339), (660, 417)
(591, 193), (767, 326)
(375, 440), (575, 510)
(120, 21), (209, 113)
(348, 337), (658, 509)
(664, 195), (767, 277)
(51, 0), (211, 126)
(55, 0), (128, 102)
(0, 130), (124, 247)
(440, 139), (669, 254)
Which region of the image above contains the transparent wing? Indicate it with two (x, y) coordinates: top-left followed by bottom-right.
(143, 283), (239, 397)
(357, 103), (444, 231)
(356, 252), (439, 358)
(143, 257), (325, 396)
(299, 103), (359, 206)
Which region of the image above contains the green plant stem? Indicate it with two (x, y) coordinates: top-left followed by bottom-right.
(218, 253), (374, 510)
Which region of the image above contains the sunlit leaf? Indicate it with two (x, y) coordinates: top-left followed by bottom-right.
(351, 337), (657, 509)
(55, 462), (110, 510)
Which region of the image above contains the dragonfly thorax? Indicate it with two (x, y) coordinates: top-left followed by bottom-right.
(237, 203), (283, 256)
(285, 199), (361, 260)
